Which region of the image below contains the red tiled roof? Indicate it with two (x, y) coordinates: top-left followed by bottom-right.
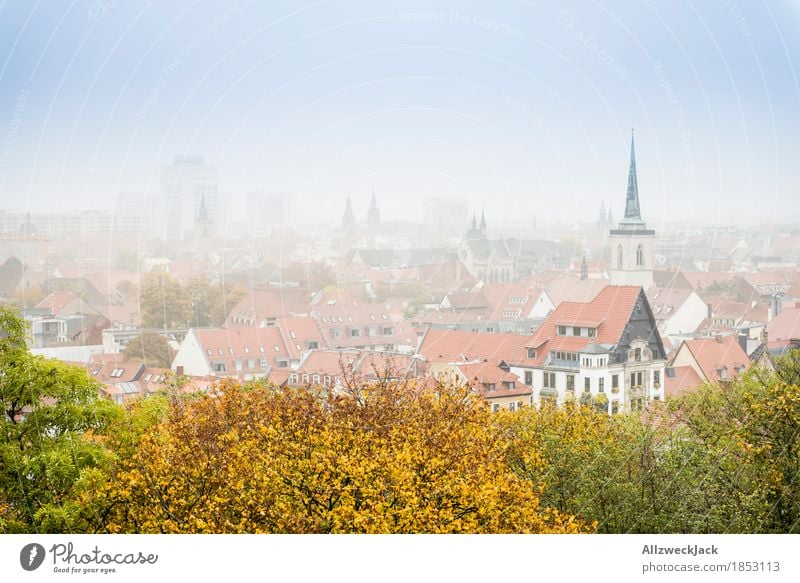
(277, 316), (324, 360)
(664, 365), (704, 397)
(522, 286), (642, 365)
(767, 308), (800, 341)
(194, 327), (290, 372)
(455, 362), (533, 398)
(682, 336), (749, 382)
(417, 329), (528, 363)
(36, 291), (80, 315)
(225, 288), (310, 326)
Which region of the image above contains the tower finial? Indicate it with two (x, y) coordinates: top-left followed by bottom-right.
(622, 129), (643, 224)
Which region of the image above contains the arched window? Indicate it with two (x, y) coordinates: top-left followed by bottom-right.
(636, 244), (644, 266)
(617, 245), (624, 268)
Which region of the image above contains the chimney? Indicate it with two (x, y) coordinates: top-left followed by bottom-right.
(176, 365), (184, 376)
(738, 332), (748, 354)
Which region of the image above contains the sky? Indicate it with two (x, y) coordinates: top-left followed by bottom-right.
(0, 0), (798, 227)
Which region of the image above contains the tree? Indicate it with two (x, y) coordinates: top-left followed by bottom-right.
(122, 331), (174, 369)
(98, 379), (587, 534)
(114, 249), (138, 272)
(139, 270), (191, 329)
(185, 275), (247, 328)
(0, 307), (120, 533)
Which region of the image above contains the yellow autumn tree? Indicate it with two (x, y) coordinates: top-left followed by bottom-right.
(100, 379), (588, 534)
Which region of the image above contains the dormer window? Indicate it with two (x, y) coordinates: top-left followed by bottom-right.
(573, 326), (581, 336)
(557, 325), (566, 336)
(527, 347), (536, 359)
(588, 328), (596, 338)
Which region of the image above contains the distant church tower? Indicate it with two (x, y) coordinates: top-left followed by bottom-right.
(342, 197), (355, 231)
(609, 130), (654, 289)
(196, 193), (212, 238)
(367, 189), (380, 228)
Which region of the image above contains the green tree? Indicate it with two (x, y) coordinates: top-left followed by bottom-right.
(186, 275), (247, 327)
(140, 270), (191, 329)
(0, 307), (120, 533)
(114, 249), (138, 272)
(122, 331), (174, 369)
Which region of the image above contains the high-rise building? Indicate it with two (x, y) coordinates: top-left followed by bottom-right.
(158, 155), (218, 240)
(247, 190), (292, 235)
(609, 131), (655, 289)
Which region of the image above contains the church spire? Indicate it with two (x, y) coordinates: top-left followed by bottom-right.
(342, 197), (355, 230)
(622, 129), (644, 224)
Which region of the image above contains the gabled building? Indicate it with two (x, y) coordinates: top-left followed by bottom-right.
(669, 335), (750, 388)
(431, 360), (533, 412)
(172, 327), (291, 379)
(509, 285), (667, 413)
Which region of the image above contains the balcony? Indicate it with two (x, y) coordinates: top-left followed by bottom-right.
(549, 358), (579, 370)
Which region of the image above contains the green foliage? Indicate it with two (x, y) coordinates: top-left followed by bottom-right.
(122, 331), (174, 369)
(0, 307), (121, 533)
(139, 270), (191, 329)
(114, 249), (138, 272)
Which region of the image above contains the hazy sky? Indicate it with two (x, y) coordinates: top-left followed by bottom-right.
(0, 0), (798, 226)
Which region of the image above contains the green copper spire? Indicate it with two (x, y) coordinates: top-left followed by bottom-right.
(622, 129), (644, 225)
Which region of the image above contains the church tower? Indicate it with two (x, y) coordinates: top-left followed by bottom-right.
(609, 130), (655, 289)
(342, 197), (355, 231)
(367, 189), (380, 228)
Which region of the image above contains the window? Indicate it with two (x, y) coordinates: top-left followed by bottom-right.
(630, 372), (636, 387)
(313, 375), (320, 384)
(636, 244), (644, 266)
(213, 362), (226, 373)
(229, 348), (234, 355)
(588, 328), (596, 338)
(635, 347), (641, 362)
(544, 372), (556, 388)
(248, 359), (255, 371)
(290, 374), (298, 383)
(611, 401), (619, 414)
(333, 328), (341, 338)
(260, 359), (268, 370)
(235, 359), (242, 372)
(508, 402), (516, 412)
(308, 341), (319, 350)
(486, 383), (496, 392)
(302, 374), (309, 384)
(206, 349), (212, 356)
(584, 377), (591, 392)
(259, 346), (265, 353)
(383, 327), (394, 335)
(599, 378), (605, 393)
(350, 328), (360, 337)
(492, 404), (500, 413)
(573, 326), (581, 336)
(244, 347), (250, 354)
(612, 374), (619, 389)
(719, 367), (727, 379)
(617, 244), (623, 268)
(566, 374), (575, 391)
(527, 347), (536, 359)
(557, 325), (566, 336)
(274, 345), (281, 352)
(218, 348), (224, 355)
(653, 371), (660, 388)
(524, 371), (533, 385)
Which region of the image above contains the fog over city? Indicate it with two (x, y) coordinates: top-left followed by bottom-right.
(2, 0), (800, 552)
(0, 0), (798, 225)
